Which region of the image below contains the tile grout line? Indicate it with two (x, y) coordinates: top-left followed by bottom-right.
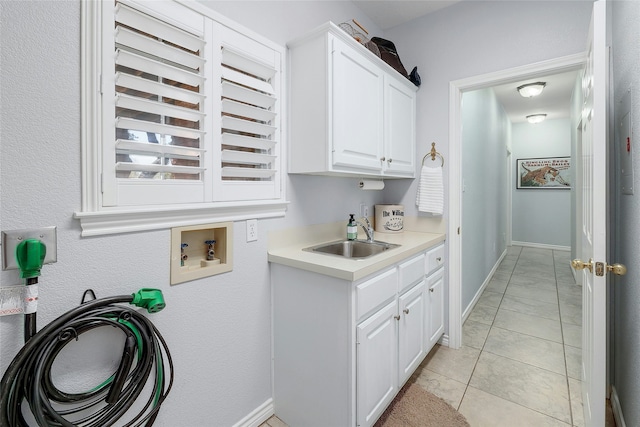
(457, 247), (518, 411)
(554, 249), (576, 427)
(519, 248), (575, 425)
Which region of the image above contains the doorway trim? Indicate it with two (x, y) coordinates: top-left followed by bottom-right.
(447, 52), (586, 349)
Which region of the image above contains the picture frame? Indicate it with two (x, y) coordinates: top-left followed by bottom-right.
(516, 157), (571, 189)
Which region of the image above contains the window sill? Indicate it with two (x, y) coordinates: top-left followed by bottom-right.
(74, 200), (289, 236)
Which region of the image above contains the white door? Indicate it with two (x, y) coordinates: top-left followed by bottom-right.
(575, 2), (608, 425)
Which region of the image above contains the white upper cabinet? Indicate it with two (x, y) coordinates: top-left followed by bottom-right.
(384, 78), (417, 175)
(331, 36), (385, 172)
(288, 22), (417, 178)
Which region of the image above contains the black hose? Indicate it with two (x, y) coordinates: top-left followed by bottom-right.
(0, 294), (173, 427)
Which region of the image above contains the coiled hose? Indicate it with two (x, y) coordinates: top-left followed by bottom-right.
(0, 289), (173, 427)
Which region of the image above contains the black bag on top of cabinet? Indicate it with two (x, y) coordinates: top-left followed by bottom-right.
(409, 66), (421, 87)
(370, 37), (409, 79)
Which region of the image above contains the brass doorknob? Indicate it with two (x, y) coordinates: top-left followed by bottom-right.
(607, 263), (627, 276)
(571, 258), (593, 272)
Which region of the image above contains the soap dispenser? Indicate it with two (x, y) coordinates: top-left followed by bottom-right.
(347, 214), (358, 240)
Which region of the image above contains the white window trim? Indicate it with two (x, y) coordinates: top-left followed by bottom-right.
(75, 0), (288, 237)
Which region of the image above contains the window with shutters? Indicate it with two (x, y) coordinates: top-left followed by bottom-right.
(76, 0), (287, 236)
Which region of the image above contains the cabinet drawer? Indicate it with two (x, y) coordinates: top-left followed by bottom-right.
(398, 253), (425, 293)
(356, 268), (397, 321)
(425, 244), (445, 276)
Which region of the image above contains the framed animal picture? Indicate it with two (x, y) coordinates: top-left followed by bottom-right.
(516, 157), (571, 189)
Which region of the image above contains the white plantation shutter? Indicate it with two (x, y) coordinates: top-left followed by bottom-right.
(78, 0), (286, 235)
(215, 29), (282, 201)
(102, 1), (209, 206)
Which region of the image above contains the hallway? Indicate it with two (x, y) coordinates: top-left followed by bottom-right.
(415, 246), (585, 426)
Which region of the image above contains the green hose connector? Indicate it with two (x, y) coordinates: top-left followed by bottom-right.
(131, 288), (166, 313)
(15, 239), (46, 279)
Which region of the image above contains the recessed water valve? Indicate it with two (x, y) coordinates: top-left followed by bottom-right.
(180, 243), (188, 266)
(205, 240), (216, 260)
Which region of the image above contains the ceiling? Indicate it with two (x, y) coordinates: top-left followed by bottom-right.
(492, 71), (579, 124)
(354, 0), (579, 124)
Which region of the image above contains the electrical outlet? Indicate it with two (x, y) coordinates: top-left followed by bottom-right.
(246, 219), (258, 242)
(2, 227), (57, 271)
(360, 203), (369, 218)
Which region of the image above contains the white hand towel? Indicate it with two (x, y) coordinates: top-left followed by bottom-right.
(416, 165), (444, 215)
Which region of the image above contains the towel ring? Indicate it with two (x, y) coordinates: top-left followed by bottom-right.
(421, 142), (444, 167)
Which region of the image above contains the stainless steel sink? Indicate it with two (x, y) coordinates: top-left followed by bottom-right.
(303, 240), (400, 259)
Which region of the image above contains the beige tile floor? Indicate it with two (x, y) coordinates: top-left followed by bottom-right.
(417, 246), (592, 426)
(263, 246), (614, 427)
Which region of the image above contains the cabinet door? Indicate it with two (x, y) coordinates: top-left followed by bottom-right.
(383, 76), (415, 176)
(331, 36), (384, 172)
(357, 300), (398, 427)
(426, 268), (445, 349)
(398, 280), (426, 385)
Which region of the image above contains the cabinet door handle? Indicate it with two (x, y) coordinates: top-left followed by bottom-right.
(387, 158), (393, 163)
(380, 157), (386, 162)
(436, 257), (442, 262)
(429, 288), (435, 293)
(403, 308), (410, 314)
(394, 315), (401, 320)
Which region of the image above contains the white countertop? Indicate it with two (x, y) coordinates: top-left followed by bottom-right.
(268, 222), (445, 281)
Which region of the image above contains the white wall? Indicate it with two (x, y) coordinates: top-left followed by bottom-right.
(202, 1), (390, 229)
(382, 1), (593, 221)
(611, 1), (640, 425)
(0, 0), (595, 425)
(383, 0), (591, 333)
(511, 119), (572, 248)
(0, 2), (385, 426)
(460, 88), (510, 310)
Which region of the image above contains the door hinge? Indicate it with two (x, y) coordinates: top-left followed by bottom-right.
(457, 227), (461, 235)
(100, 173), (104, 193)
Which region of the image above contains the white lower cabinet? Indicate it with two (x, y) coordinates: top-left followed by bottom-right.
(272, 246), (445, 427)
(398, 280), (427, 385)
(356, 270), (426, 427)
(356, 299), (398, 427)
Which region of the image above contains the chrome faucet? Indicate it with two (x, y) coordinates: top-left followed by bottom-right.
(356, 217), (375, 242)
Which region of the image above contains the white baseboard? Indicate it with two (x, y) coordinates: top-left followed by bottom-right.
(438, 334), (449, 347)
(462, 250), (506, 323)
(232, 398), (274, 427)
(511, 241), (570, 252)
(611, 386), (626, 427)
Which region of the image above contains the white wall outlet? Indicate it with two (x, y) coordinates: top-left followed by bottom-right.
(360, 203), (369, 218)
(246, 219), (258, 242)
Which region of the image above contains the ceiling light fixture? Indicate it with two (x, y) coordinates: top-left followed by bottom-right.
(517, 82), (547, 97)
(526, 114), (547, 124)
